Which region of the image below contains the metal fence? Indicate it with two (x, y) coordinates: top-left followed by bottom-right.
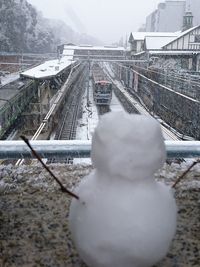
(0, 140), (200, 159)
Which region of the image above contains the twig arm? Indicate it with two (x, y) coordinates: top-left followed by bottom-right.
(20, 136), (79, 200)
(172, 159), (200, 189)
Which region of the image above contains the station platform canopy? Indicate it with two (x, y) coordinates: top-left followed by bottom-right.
(20, 55), (74, 80)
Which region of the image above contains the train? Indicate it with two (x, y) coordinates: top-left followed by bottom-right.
(0, 78), (37, 139)
(92, 64), (112, 105)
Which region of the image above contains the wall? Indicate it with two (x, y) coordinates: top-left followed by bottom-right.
(145, 1), (186, 32)
(157, 1), (186, 32)
(164, 26), (200, 50)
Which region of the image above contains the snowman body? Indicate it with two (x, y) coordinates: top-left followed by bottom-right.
(69, 112), (177, 267)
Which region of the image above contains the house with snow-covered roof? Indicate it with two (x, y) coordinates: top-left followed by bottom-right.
(152, 25), (200, 71)
(128, 32), (179, 55)
(144, 36), (178, 51)
(131, 25), (200, 71)
(162, 25), (200, 51)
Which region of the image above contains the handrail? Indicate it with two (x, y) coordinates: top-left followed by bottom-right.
(0, 140), (200, 159)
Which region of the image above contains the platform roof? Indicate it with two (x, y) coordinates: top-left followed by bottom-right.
(0, 79), (31, 109)
(21, 56), (74, 80)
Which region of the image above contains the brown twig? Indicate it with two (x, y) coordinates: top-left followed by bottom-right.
(172, 159), (200, 188)
(20, 136), (79, 200)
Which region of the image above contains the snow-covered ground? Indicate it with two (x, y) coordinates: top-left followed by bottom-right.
(110, 92), (124, 112)
(104, 63), (179, 141)
(74, 76), (124, 164)
(0, 161), (199, 266)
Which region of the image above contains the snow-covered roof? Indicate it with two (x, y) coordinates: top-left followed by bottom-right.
(130, 32), (178, 41)
(62, 48), (74, 60)
(145, 36), (178, 50)
(63, 45), (125, 52)
(162, 25), (200, 48)
(21, 57), (74, 79)
(0, 79), (32, 108)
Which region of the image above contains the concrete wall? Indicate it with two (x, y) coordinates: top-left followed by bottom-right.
(157, 1), (186, 32)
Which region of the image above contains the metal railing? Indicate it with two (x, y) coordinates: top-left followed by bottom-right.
(0, 140), (200, 159)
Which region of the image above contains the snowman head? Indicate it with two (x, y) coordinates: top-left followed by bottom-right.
(91, 111), (166, 180)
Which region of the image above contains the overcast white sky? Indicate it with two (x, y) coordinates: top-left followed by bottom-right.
(28, 0), (162, 43)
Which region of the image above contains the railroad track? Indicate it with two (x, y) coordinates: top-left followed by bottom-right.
(50, 68), (87, 163)
(104, 65), (180, 141)
(56, 73), (86, 140)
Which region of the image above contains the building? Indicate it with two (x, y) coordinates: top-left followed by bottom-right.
(132, 25), (200, 71)
(128, 32), (179, 54)
(146, 1), (186, 32)
(182, 10), (193, 31)
(145, 0), (200, 33)
(162, 25), (200, 71)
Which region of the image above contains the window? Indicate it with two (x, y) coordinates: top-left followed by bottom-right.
(194, 35), (200, 43)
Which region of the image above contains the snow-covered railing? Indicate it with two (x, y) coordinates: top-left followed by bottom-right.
(0, 140), (200, 159)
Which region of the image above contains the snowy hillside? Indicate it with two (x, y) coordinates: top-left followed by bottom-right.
(0, 0), (101, 53)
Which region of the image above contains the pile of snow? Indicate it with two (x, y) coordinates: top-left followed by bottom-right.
(69, 111), (177, 267)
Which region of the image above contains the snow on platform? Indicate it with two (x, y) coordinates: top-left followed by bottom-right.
(20, 56), (74, 80)
(76, 79), (98, 142)
(74, 78), (98, 164)
(110, 92), (124, 112)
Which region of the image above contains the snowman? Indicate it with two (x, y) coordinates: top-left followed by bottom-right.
(69, 111), (177, 267)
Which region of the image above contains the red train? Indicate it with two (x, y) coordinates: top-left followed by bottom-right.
(92, 64), (112, 105)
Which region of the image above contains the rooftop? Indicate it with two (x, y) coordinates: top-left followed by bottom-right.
(21, 57), (74, 80)
(130, 32), (179, 41)
(145, 36), (178, 50)
(0, 79), (32, 109)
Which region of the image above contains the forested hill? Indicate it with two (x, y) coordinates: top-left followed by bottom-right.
(0, 0), (100, 53)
